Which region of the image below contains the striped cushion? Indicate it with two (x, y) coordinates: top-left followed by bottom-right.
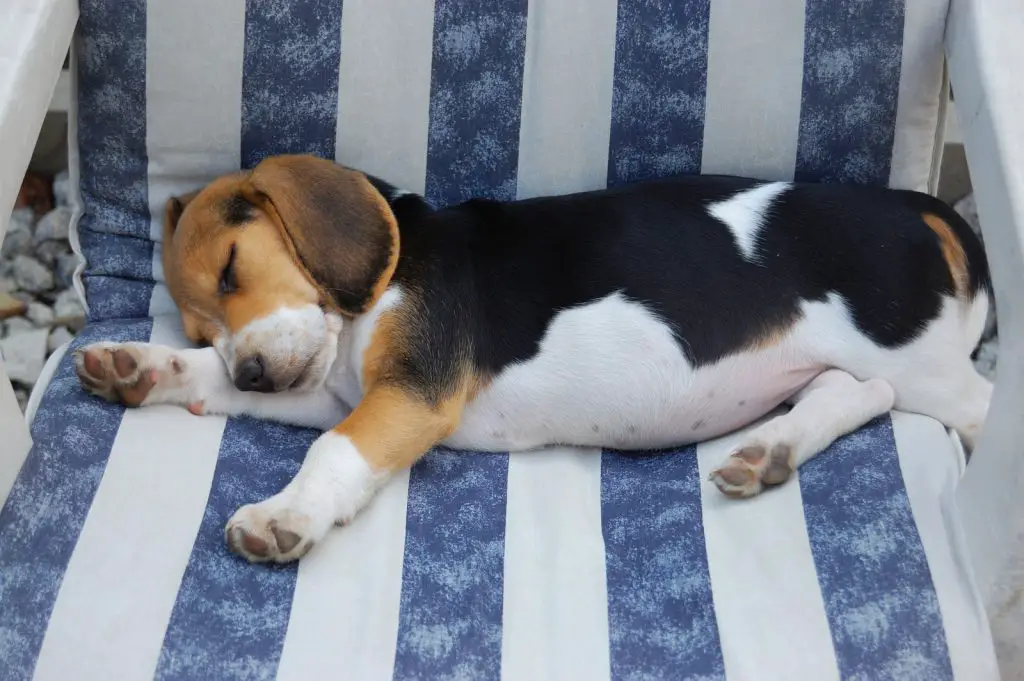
(2, 0), (999, 679)
(3, 316), (1000, 680)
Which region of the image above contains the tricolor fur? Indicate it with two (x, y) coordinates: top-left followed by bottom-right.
(75, 155), (992, 564)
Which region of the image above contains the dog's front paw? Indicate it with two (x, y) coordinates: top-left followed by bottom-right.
(225, 498), (331, 563)
(709, 442), (795, 498)
(74, 342), (189, 406)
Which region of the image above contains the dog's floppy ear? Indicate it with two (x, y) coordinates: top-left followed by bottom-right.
(163, 189), (201, 245)
(162, 189), (201, 293)
(243, 154), (399, 316)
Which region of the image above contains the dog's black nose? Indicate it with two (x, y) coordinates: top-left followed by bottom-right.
(234, 355), (273, 392)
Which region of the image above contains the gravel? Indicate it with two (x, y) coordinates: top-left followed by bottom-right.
(0, 329), (49, 387)
(25, 301), (54, 327)
(33, 206), (71, 244)
(2, 173), (84, 412)
(13, 255), (54, 293)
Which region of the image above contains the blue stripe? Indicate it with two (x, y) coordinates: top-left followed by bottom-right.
(83, 277), (158, 321)
(393, 449), (508, 680)
(601, 447), (724, 681)
(77, 230), (156, 320)
(155, 3), (344, 677)
(75, 0), (153, 320)
(424, 1), (528, 207)
(76, 231), (153, 281)
(800, 416), (953, 680)
(153, 420), (318, 681)
(607, 0), (711, 187)
(240, 0), (343, 168)
(795, 0), (905, 185)
(0, 320), (152, 681)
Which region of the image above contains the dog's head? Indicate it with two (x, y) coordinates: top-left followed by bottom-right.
(163, 154), (399, 392)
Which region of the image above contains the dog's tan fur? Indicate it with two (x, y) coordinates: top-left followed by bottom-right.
(162, 156), (456, 489)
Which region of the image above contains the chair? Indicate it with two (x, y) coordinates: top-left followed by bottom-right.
(1, 0), (1021, 678)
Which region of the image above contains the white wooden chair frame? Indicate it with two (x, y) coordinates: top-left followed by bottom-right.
(1, 0), (1020, 671)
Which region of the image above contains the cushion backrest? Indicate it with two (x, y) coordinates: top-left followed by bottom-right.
(71, 0), (949, 321)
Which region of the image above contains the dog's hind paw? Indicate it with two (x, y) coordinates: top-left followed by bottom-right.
(709, 442), (795, 498)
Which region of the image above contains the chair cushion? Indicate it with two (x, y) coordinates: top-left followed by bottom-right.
(71, 0), (950, 323)
(0, 315), (999, 680)
(5, 0), (998, 679)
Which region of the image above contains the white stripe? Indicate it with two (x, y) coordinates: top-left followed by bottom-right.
(23, 337), (71, 426)
(34, 7), (244, 678)
(515, 0), (618, 198)
(500, 448), (611, 681)
(701, 0), (806, 180)
(888, 0), (948, 192)
(696, 423), (840, 681)
(32, 317), (227, 681)
(891, 412), (1001, 680)
(0, 358), (32, 508)
(276, 469), (410, 681)
(334, 0), (435, 194)
(144, 0), (245, 317)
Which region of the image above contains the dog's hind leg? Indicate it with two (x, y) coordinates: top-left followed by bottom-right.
(710, 369), (895, 498)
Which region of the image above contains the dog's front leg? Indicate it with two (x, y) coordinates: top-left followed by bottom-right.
(225, 383), (461, 563)
(74, 342), (346, 429)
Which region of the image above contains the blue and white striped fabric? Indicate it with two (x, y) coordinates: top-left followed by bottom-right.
(0, 0), (1000, 679)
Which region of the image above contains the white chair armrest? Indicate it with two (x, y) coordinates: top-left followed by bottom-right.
(0, 0), (78, 469)
(946, 0), (1024, 606)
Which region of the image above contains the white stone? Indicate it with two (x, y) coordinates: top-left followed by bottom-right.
(47, 326), (74, 354)
(4, 316), (34, 336)
(35, 240), (71, 268)
(8, 207), (34, 234)
(0, 328), (49, 386)
(53, 287), (85, 321)
(12, 255), (54, 293)
(52, 170), (71, 208)
(3, 209), (33, 258)
(26, 302), (54, 327)
(33, 206), (72, 244)
(2, 227), (32, 259)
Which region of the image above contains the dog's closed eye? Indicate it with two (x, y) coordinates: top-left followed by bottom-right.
(219, 243), (238, 296)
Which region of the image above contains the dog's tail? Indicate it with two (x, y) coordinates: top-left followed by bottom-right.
(899, 190), (993, 354)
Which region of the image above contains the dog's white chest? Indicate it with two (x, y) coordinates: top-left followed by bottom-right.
(445, 293), (820, 451)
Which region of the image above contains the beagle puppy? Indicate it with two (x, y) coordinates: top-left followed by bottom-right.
(75, 154), (993, 564)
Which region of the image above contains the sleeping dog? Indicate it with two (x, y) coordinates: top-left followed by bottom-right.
(74, 154), (993, 563)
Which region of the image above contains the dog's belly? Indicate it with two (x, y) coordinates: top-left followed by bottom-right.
(445, 293), (822, 452)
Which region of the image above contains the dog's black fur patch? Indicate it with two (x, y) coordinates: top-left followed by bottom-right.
(375, 175), (989, 383)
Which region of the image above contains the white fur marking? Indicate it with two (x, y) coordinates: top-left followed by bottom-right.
(707, 182), (789, 263)
(349, 286), (404, 394)
(447, 291), (820, 451)
(225, 305), (340, 390)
